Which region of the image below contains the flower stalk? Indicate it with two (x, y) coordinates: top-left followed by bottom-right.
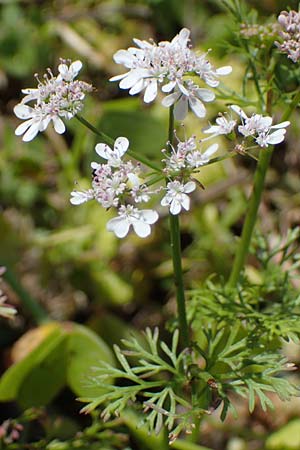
(75, 114), (161, 172)
(168, 107), (189, 348)
(228, 90), (300, 288)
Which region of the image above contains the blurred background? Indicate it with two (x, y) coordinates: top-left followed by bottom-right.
(1, 1), (300, 449)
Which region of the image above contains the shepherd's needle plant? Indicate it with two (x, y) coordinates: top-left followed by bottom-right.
(13, 1), (300, 445)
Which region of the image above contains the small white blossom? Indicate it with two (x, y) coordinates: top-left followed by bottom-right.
(14, 59), (92, 141)
(230, 105), (290, 147)
(161, 180), (196, 215)
(95, 137), (129, 167)
(70, 189), (94, 205)
(186, 143), (218, 168)
(163, 136), (218, 173)
(107, 205), (159, 238)
(111, 28), (231, 118)
(203, 114), (237, 136)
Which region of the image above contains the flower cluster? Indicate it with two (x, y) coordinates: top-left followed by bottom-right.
(110, 28), (231, 120)
(163, 135), (218, 176)
(70, 134), (216, 237)
(14, 60), (93, 141)
(0, 267), (17, 320)
(204, 106), (290, 148)
(276, 10), (300, 63)
(71, 137), (159, 238)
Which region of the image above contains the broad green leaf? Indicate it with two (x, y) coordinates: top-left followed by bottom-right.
(17, 334), (67, 408)
(0, 323), (65, 402)
(66, 323), (115, 397)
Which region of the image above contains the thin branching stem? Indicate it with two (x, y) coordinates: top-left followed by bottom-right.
(227, 90), (300, 288)
(167, 107), (190, 348)
(75, 114), (161, 172)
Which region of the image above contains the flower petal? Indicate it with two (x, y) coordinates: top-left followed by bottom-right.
(144, 80), (158, 103)
(107, 217), (130, 238)
(132, 221), (151, 238)
(114, 137), (129, 157)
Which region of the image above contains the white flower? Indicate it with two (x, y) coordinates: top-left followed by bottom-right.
(255, 126), (289, 147)
(14, 104), (65, 142)
(70, 189), (94, 205)
(161, 180), (196, 215)
(57, 60), (83, 81)
(230, 105), (290, 147)
(186, 143), (218, 168)
(162, 82), (215, 120)
(106, 205), (159, 238)
(14, 59), (92, 141)
(203, 114), (237, 135)
(95, 137), (129, 167)
(111, 28), (231, 118)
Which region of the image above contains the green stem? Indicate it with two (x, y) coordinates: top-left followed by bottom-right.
(227, 148), (272, 288)
(75, 114), (161, 172)
(167, 107), (189, 348)
(227, 91), (300, 288)
(2, 266), (48, 324)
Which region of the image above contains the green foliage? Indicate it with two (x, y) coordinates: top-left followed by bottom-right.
(80, 320), (298, 443)
(0, 322), (114, 407)
(189, 227), (300, 343)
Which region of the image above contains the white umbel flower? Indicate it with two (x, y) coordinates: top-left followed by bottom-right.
(230, 105), (290, 147)
(161, 180), (196, 215)
(95, 137), (129, 167)
(14, 59), (92, 141)
(107, 205), (159, 238)
(111, 28), (232, 119)
(70, 189), (94, 205)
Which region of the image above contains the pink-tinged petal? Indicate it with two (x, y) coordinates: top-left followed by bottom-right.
(196, 88), (215, 102)
(162, 81), (176, 93)
(70, 190), (93, 205)
(53, 117), (66, 134)
(14, 104), (34, 119)
(170, 200), (182, 215)
(129, 79), (145, 95)
(22, 121), (41, 142)
(95, 143), (112, 159)
(216, 66), (232, 75)
(230, 104), (248, 119)
(189, 97), (206, 118)
(267, 130), (286, 144)
(203, 125), (220, 134)
(15, 119), (34, 136)
(202, 143), (219, 158)
(107, 217), (130, 238)
(162, 92), (180, 108)
(184, 181), (196, 194)
(39, 116), (51, 132)
(132, 221), (151, 238)
(114, 137), (129, 157)
(140, 210), (159, 224)
(113, 50), (135, 67)
(181, 195), (190, 211)
(91, 162), (100, 169)
(174, 97), (188, 120)
(144, 80), (158, 103)
(271, 121), (290, 129)
(70, 60), (82, 76)
(119, 71), (144, 89)
(161, 196), (170, 207)
(109, 73), (128, 82)
(257, 116), (273, 128)
(133, 38), (153, 49)
(178, 82), (190, 96)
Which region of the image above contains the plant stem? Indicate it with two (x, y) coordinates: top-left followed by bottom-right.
(227, 148), (272, 288)
(227, 91), (300, 288)
(167, 107), (189, 348)
(75, 114), (161, 172)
